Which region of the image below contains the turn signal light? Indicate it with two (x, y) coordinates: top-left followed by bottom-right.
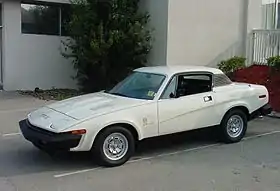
(70, 129), (87, 135)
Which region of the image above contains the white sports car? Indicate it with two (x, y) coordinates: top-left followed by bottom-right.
(19, 66), (272, 167)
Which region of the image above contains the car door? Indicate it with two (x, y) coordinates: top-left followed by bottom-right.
(157, 72), (217, 135)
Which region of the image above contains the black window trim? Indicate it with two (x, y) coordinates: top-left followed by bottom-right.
(21, 1), (71, 36)
(158, 71), (214, 100)
(21, 0), (71, 7)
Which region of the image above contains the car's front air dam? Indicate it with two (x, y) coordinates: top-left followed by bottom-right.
(19, 119), (82, 151)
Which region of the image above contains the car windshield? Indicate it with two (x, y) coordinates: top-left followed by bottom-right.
(106, 72), (166, 100)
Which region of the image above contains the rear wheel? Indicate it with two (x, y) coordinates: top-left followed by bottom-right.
(220, 109), (247, 143)
(92, 126), (135, 167)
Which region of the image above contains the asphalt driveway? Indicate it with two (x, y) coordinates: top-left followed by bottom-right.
(0, 92), (280, 191)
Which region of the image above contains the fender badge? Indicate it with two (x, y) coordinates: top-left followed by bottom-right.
(49, 124), (54, 129)
(143, 118), (148, 126)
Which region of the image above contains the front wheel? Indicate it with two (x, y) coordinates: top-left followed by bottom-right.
(92, 126), (135, 167)
(220, 109), (248, 143)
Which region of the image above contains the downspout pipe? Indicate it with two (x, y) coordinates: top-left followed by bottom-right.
(0, 14), (2, 89)
(240, 0), (249, 57)
(274, 0), (279, 29)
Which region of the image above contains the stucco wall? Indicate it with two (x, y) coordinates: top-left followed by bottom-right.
(1, 0), (264, 90)
(248, 0), (263, 31)
(166, 0), (262, 67)
(2, 1), (76, 91)
(262, 0), (277, 4)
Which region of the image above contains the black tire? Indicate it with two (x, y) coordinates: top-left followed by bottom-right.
(92, 126), (135, 167)
(220, 109), (247, 143)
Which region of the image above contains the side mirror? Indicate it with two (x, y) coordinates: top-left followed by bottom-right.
(169, 92), (175, 98)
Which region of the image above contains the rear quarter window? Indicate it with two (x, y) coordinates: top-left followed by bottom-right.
(213, 74), (232, 87)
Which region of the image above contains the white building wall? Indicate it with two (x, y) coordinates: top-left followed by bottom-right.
(165, 0), (262, 66)
(166, 0), (242, 66)
(248, 0), (263, 31)
(262, 0), (277, 4)
(0, 0), (264, 90)
(2, 1), (76, 91)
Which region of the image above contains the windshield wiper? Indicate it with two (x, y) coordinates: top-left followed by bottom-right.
(108, 92), (128, 97)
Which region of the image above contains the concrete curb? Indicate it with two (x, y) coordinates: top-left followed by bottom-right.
(268, 111), (280, 119)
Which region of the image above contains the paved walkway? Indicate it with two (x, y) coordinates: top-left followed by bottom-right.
(0, 91), (55, 135)
(269, 111), (280, 119)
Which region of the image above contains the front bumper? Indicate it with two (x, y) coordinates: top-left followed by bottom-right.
(19, 119), (82, 151)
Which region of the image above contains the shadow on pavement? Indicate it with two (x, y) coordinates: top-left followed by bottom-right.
(0, 127), (219, 177)
(1, 116), (279, 178)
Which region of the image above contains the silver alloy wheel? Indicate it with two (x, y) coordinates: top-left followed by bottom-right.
(103, 132), (129, 161)
(226, 115), (244, 138)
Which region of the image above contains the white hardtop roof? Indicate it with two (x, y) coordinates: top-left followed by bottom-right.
(135, 65), (223, 76)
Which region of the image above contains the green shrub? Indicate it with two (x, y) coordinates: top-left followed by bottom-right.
(63, 0), (153, 92)
(267, 56), (280, 72)
(218, 56), (246, 74)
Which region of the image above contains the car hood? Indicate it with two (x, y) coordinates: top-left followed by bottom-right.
(45, 92), (147, 120)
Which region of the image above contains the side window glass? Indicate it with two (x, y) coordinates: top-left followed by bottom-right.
(176, 74), (212, 98)
(161, 76), (177, 99)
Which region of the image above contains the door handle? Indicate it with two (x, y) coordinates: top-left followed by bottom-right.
(203, 96), (212, 102)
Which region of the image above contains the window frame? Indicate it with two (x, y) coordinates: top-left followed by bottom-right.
(160, 75), (178, 100)
(21, 1), (71, 36)
(60, 3), (72, 36)
(159, 72), (214, 100)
